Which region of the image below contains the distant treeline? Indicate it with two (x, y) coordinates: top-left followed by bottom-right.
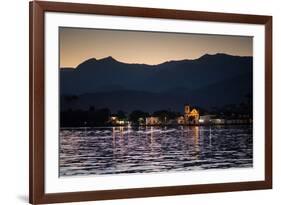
(60, 103), (252, 127)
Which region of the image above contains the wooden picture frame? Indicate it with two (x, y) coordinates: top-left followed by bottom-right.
(29, 1), (272, 204)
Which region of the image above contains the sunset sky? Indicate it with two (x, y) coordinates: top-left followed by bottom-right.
(59, 27), (253, 68)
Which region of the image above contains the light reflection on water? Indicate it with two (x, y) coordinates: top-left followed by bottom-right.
(59, 125), (253, 176)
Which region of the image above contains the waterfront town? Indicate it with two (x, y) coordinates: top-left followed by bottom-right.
(109, 104), (252, 126)
(60, 103), (252, 127)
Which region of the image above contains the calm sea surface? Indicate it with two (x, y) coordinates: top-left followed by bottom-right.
(59, 125), (253, 176)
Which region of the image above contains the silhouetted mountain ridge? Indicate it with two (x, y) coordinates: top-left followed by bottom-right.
(60, 53), (252, 94)
(60, 53), (252, 112)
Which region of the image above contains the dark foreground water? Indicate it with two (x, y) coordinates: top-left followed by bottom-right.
(59, 125), (253, 176)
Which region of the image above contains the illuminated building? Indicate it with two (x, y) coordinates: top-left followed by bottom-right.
(145, 117), (160, 125)
(184, 105), (200, 124)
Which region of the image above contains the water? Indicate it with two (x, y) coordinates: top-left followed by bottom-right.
(59, 125), (253, 176)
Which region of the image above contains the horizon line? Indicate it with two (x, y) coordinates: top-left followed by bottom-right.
(60, 52), (253, 69)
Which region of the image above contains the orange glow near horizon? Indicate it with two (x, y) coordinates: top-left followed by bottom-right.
(59, 27), (253, 68)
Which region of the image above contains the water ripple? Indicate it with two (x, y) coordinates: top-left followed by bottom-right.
(59, 125), (253, 176)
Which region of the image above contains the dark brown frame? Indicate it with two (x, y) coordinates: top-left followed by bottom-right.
(29, 1), (272, 204)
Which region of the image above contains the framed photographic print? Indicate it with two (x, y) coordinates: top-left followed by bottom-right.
(29, 1), (272, 204)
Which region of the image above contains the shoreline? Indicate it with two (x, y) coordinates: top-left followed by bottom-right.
(60, 123), (253, 129)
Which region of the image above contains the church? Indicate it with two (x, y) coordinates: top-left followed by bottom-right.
(177, 105), (200, 125)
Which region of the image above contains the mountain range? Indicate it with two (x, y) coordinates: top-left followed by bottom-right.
(60, 53), (253, 113)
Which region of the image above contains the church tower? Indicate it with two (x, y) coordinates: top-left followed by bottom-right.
(184, 105), (190, 115)
(184, 105), (190, 124)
